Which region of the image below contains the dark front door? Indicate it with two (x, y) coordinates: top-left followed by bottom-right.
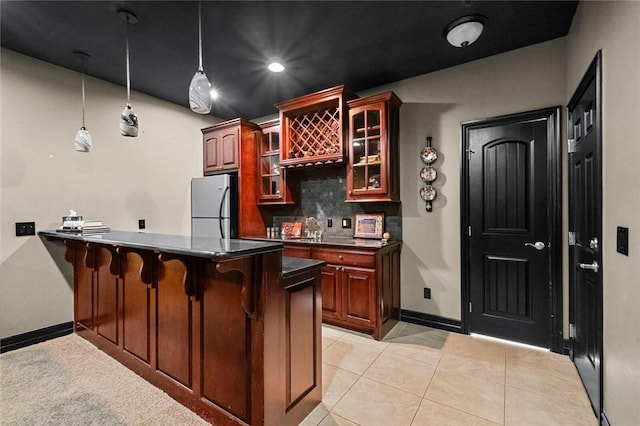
(568, 51), (603, 420)
(462, 108), (562, 349)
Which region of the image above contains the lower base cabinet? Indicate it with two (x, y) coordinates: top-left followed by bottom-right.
(284, 242), (401, 340)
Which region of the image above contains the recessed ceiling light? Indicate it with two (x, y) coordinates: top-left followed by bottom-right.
(268, 62), (285, 73)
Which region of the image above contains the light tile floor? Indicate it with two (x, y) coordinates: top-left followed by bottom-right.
(302, 322), (597, 426)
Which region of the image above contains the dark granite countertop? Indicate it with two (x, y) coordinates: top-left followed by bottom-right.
(250, 236), (400, 249)
(39, 230), (284, 260)
(281, 256), (325, 277)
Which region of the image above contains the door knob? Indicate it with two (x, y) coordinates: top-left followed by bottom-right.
(579, 261), (599, 273)
(524, 241), (545, 250)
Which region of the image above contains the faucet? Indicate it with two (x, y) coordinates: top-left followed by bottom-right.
(304, 217), (324, 241)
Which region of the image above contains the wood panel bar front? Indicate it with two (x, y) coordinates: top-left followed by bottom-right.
(45, 231), (321, 426)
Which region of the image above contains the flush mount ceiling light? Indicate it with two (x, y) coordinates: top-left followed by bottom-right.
(443, 15), (487, 48)
(268, 62), (285, 73)
(189, 1), (214, 114)
(73, 50), (91, 152)
(118, 9), (139, 137)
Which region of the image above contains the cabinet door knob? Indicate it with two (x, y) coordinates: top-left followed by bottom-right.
(339, 255), (343, 260)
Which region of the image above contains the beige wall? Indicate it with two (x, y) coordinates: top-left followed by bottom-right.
(368, 39), (567, 320)
(566, 2), (640, 424)
(0, 49), (221, 338)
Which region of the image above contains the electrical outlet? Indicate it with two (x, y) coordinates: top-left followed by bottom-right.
(342, 218), (351, 229)
(16, 221), (36, 236)
(423, 288), (431, 299)
(327, 218), (333, 228)
(138, 219), (146, 230)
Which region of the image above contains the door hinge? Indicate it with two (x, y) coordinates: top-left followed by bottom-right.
(569, 323), (575, 339)
(468, 226), (472, 237)
(466, 148), (475, 160)
(469, 302), (472, 313)
(569, 231), (576, 246)
(568, 138), (577, 153)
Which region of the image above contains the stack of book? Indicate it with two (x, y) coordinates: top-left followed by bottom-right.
(80, 220), (110, 234)
(57, 217), (110, 234)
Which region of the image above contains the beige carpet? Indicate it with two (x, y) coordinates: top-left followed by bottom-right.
(0, 334), (209, 425)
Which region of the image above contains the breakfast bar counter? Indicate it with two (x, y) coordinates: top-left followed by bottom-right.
(39, 230), (323, 426)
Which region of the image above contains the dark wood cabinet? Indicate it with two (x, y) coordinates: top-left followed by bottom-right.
(319, 263), (376, 329)
(342, 266), (377, 329)
(257, 120), (296, 205)
(58, 237), (322, 426)
(346, 92), (401, 202)
(283, 242), (401, 340)
(276, 85), (356, 168)
(202, 118), (260, 175)
(203, 122), (240, 174)
(202, 119), (268, 238)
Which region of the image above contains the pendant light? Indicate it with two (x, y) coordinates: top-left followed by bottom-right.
(189, 1), (214, 114)
(73, 51), (92, 152)
(118, 9), (139, 137)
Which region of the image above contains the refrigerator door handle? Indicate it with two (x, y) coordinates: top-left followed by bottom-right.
(219, 185), (230, 238)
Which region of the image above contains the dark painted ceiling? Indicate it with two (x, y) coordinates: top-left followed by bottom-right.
(1, 1), (578, 120)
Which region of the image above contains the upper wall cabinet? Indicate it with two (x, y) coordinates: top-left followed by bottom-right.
(202, 121), (240, 174)
(203, 119), (265, 237)
(346, 92), (402, 202)
(257, 119), (296, 205)
(202, 119), (260, 176)
(276, 85), (357, 168)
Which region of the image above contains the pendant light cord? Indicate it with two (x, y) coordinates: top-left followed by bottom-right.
(198, 1), (203, 72)
(125, 16), (131, 105)
(81, 57), (86, 127)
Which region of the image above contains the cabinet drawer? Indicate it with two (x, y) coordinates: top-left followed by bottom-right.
(283, 245), (312, 259)
(312, 248), (375, 268)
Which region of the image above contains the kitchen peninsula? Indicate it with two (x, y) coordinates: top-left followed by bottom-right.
(39, 230), (323, 426)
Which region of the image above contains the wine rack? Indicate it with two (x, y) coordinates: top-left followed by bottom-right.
(276, 85), (356, 167)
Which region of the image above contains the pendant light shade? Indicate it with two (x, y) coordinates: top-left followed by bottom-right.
(190, 70), (213, 114)
(444, 15), (487, 48)
(119, 9), (139, 137)
(189, 2), (213, 114)
(74, 51), (92, 152)
(75, 127), (92, 152)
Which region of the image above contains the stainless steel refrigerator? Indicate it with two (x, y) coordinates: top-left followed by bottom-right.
(191, 174), (238, 239)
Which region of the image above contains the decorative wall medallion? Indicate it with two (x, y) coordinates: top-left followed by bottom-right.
(420, 166), (437, 183)
(420, 146), (438, 164)
(420, 185), (437, 201)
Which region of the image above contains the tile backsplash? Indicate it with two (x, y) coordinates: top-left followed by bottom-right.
(268, 168), (402, 240)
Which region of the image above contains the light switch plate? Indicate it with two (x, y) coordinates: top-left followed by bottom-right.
(617, 226), (629, 256)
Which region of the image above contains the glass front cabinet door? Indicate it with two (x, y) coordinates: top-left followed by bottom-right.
(257, 120), (295, 205)
(346, 92), (401, 202)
